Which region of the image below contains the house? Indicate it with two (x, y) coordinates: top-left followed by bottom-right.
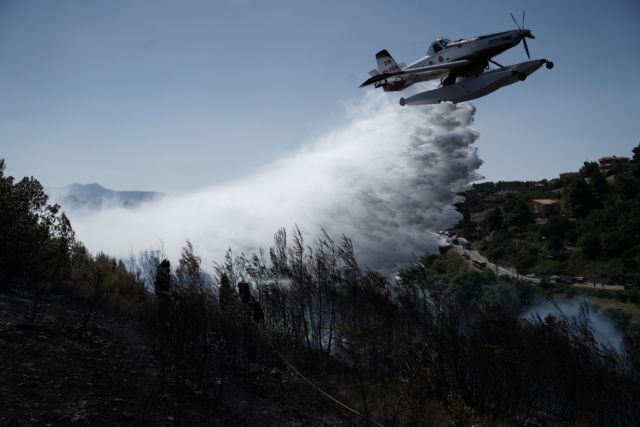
(529, 199), (558, 218)
(598, 156), (629, 175)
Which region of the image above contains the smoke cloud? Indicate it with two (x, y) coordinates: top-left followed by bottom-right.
(68, 93), (482, 270)
(524, 298), (625, 353)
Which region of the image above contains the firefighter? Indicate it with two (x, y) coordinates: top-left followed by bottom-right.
(154, 259), (172, 329)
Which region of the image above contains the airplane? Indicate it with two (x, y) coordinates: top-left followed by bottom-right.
(359, 13), (554, 106)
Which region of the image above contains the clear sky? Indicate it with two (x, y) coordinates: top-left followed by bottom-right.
(1, 0), (639, 192)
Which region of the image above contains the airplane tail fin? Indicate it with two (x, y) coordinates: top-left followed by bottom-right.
(376, 49), (402, 73)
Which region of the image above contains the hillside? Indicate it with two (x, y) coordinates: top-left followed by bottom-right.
(454, 144), (640, 287)
(3, 157), (640, 426)
(46, 183), (163, 211)
(0, 292), (348, 426)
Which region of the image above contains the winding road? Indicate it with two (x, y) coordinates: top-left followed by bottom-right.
(444, 235), (625, 292)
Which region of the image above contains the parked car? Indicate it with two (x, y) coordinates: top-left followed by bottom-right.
(472, 259), (487, 269)
(573, 276), (585, 283)
(526, 273), (536, 278)
(549, 274), (572, 285)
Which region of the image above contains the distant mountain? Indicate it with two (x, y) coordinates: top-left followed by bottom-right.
(46, 183), (163, 211)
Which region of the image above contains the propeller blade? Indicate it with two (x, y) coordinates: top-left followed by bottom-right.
(510, 12), (521, 30)
(522, 11), (526, 28)
(523, 37), (531, 59)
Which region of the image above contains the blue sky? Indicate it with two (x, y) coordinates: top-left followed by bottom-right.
(1, 0), (639, 192)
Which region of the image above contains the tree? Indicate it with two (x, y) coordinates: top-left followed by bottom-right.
(0, 160), (74, 291)
(578, 231), (601, 258)
(176, 239), (203, 288)
(566, 177), (596, 218)
(613, 171), (638, 200)
(632, 142), (640, 163)
(503, 195), (533, 228)
(514, 250), (536, 271)
(459, 204), (474, 237)
(590, 168), (609, 195)
(544, 214), (570, 251)
(484, 207), (503, 232)
(579, 161), (600, 179)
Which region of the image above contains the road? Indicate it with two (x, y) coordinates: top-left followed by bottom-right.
(443, 236), (625, 291)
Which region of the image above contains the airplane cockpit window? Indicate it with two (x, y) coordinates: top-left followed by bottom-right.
(439, 39), (450, 48)
(431, 42), (442, 53)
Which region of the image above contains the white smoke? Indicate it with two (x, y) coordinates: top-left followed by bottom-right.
(68, 93), (482, 270)
(524, 298), (625, 353)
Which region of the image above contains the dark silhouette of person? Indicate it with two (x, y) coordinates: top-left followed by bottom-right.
(238, 281), (264, 324)
(218, 272), (235, 313)
(154, 259), (171, 329)
(154, 259), (172, 389)
(237, 281), (263, 363)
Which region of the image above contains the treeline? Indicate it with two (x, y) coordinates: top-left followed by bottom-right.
(0, 159), (147, 323)
(457, 143), (640, 284)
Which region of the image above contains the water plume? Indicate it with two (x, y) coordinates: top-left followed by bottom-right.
(67, 93), (482, 270)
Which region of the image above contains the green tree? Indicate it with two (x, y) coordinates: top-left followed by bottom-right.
(484, 207), (504, 232)
(566, 177), (596, 218)
(544, 214), (571, 251)
(459, 204), (474, 237)
(503, 196), (533, 228)
(578, 231), (601, 258)
(0, 160), (74, 290)
(579, 161), (600, 178)
(632, 142), (640, 162)
(513, 245), (537, 271)
(590, 168), (609, 195)
(613, 171), (638, 200)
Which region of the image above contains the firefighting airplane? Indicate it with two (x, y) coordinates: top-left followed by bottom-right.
(360, 13), (554, 106)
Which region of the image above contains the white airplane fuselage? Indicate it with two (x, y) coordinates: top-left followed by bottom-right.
(379, 30), (529, 90)
(408, 30), (523, 69)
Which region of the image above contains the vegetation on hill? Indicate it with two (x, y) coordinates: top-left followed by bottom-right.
(2, 157), (640, 426)
(0, 159), (147, 324)
(455, 143), (640, 286)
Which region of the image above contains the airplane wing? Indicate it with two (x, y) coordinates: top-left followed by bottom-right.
(360, 59), (472, 87)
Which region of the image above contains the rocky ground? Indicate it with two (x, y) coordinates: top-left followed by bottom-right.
(0, 292), (349, 426)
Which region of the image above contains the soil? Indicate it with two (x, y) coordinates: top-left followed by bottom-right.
(0, 292), (349, 426)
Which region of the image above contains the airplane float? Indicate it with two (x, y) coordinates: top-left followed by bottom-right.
(360, 13), (554, 106)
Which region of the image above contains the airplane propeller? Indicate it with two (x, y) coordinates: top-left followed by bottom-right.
(510, 12), (534, 59)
